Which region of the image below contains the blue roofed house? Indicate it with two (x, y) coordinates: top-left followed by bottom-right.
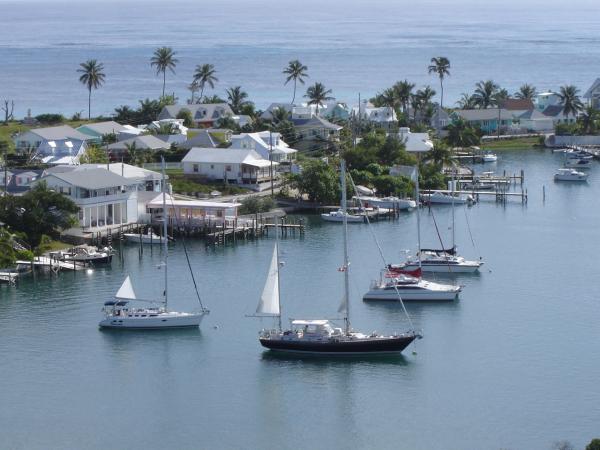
(13, 125), (93, 165)
(451, 109), (517, 134)
(76, 121), (129, 144)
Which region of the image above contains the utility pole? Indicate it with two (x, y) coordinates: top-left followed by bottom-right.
(2, 142), (7, 195)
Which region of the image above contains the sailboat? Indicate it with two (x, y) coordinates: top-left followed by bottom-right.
(99, 158), (209, 329)
(363, 166), (463, 301)
(255, 160), (419, 354)
(390, 174), (483, 274)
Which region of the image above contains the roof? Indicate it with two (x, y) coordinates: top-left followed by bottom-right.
(583, 78), (600, 99)
(42, 167), (133, 189)
(159, 103), (234, 122)
(291, 319), (330, 326)
(292, 116), (343, 130)
(25, 125), (91, 141)
(499, 99), (534, 110)
(519, 109), (549, 120)
(182, 148), (277, 168)
(542, 105), (564, 117)
(44, 163), (164, 181)
(180, 130), (218, 149)
(77, 121), (127, 136)
(107, 135), (170, 151)
(453, 109), (515, 121)
(147, 192), (241, 209)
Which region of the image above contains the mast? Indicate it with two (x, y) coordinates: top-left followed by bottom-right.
(415, 164), (422, 271)
(341, 159), (350, 334)
(161, 156), (168, 310)
(451, 168), (455, 249)
(275, 214), (282, 331)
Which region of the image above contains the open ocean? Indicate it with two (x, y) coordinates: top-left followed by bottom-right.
(1, 0), (600, 117)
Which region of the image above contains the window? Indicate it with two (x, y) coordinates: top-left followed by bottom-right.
(193, 164), (199, 173)
(226, 165), (232, 172)
(210, 164), (214, 169)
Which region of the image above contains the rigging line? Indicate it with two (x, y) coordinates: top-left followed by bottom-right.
(462, 204), (482, 260)
(167, 193), (207, 311)
(346, 172), (415, 331)
(428, 208), (452, 270)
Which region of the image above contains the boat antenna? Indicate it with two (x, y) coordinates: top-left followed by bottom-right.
(341, 158), (351, 335)
(347, 171), (416, 331)
(161, 156), (168, 311)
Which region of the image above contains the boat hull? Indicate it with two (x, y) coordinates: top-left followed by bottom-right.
(399, 262), (481, 273)
(123, 234), (165, 244)
(259, 335), (417, 354)
(99, 312), (205, 329)
(321, 214), (364, 223)
(363, 287), (460, 301)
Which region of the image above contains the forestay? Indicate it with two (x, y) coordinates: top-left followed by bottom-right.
(256, 244), (280, 316)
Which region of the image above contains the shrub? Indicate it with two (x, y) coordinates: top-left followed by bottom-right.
(35, 113), (65, 124)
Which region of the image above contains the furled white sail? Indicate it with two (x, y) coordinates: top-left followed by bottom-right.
(115, 275), (137, 300)
(256, 245), (280, 316)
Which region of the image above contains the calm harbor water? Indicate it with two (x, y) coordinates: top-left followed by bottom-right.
(1, 0), (600, 117)
(1, 149), (600, 450)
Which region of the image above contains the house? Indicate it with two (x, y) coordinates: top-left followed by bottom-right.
(583, 78), (600, 109)
(397, 128), (434, 153)
(518, 109), (555, 132)
(229, 131), (297, 163)
(182, 147), (276, 189)
(146, 192), (241, 226)
(43, 163), (165, 223)
(34, 167), (139, 229)
(292, 116), (343, 151)
(534, 92), (562, 111)
(451, 109), (519, 134)
(76, 121), (129, 144)
(322, 102), (351, 121)
(179, 130), (219, 150)
(260, 103), (294, 121)
(431, 106), (450, 131)
(499, 98), (534, 112)
(541, 105), (577, 125)
(1, 169), (43, 195)
(352, 101), (397, 127)
(107, 135), (170, 158)
(13, 125), (92, 164)
(158, 104), (234, 128)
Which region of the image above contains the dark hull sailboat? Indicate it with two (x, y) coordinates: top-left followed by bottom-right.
(259, 334), (418, 355)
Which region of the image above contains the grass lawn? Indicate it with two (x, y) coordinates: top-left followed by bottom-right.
(166, 171), (250, 196)
(41, 240), (73, 252)
(481, 136), (542, 150)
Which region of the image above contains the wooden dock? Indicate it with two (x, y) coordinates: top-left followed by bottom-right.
(16, 256), (89, 272)
(422, 188), (528, 204)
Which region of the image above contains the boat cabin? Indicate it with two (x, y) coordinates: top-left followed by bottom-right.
(290, 319), (342, 337)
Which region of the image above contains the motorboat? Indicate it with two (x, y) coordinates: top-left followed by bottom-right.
(389, 250), (483, 274)
(123, 229), (165, 244)
(50, 245), (113, 265)
(421, 192), (474, 205)
(321, 209), (364, 223)
(255, 160), (420, 355)
(363, 272), (461, 301)
(482, 152), (498, 162)
(554, 168), (588, 181)
(564, 158), (592, 169)
(354, 195), (416, 210)
(100, 158), (209, 330)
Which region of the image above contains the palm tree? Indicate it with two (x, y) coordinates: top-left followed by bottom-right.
(226, 86), (250, 114)
(578, 105), (598, 134)
(77, 59), (105, 119)
(150, 47), (178, 98)
(445, 118), (480, 148)
(304, 82), (334, 114)
(188, 81), (200, 104)
(193, 63), (218, 100)
(417, 86), (436, 105)
(558, 85), (583, 120)
(423, 141), (455, 168)
(427, 57), (450, 108)
(473, 80), (500, 109)
(283, 60), (309, 105)
(456, 93), (476, 109)
(393, 80), (415, 115)
(515, 84), (537, 100)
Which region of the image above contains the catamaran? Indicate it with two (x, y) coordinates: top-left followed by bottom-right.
(99, 159), (209, 329)
(255, 160), (420, 354)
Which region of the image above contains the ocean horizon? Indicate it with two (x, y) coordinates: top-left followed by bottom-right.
(1, 0), (599, 117)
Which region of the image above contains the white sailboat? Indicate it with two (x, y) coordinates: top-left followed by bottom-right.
(363, 166), (463, 301)
(99, 158), (209, 329)
(256, 160), (420, 354)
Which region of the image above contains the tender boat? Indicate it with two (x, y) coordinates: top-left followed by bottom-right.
(363, 272), (461, 301)
(123, 229), (165, 244)
(255, 160), (420, 355)
(564, 158), (592, 169)
(353, 195), (416, 210)
(100, 158), (209, 330)
(321, 209), (364, 223)
(554, 168), (588, 181)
